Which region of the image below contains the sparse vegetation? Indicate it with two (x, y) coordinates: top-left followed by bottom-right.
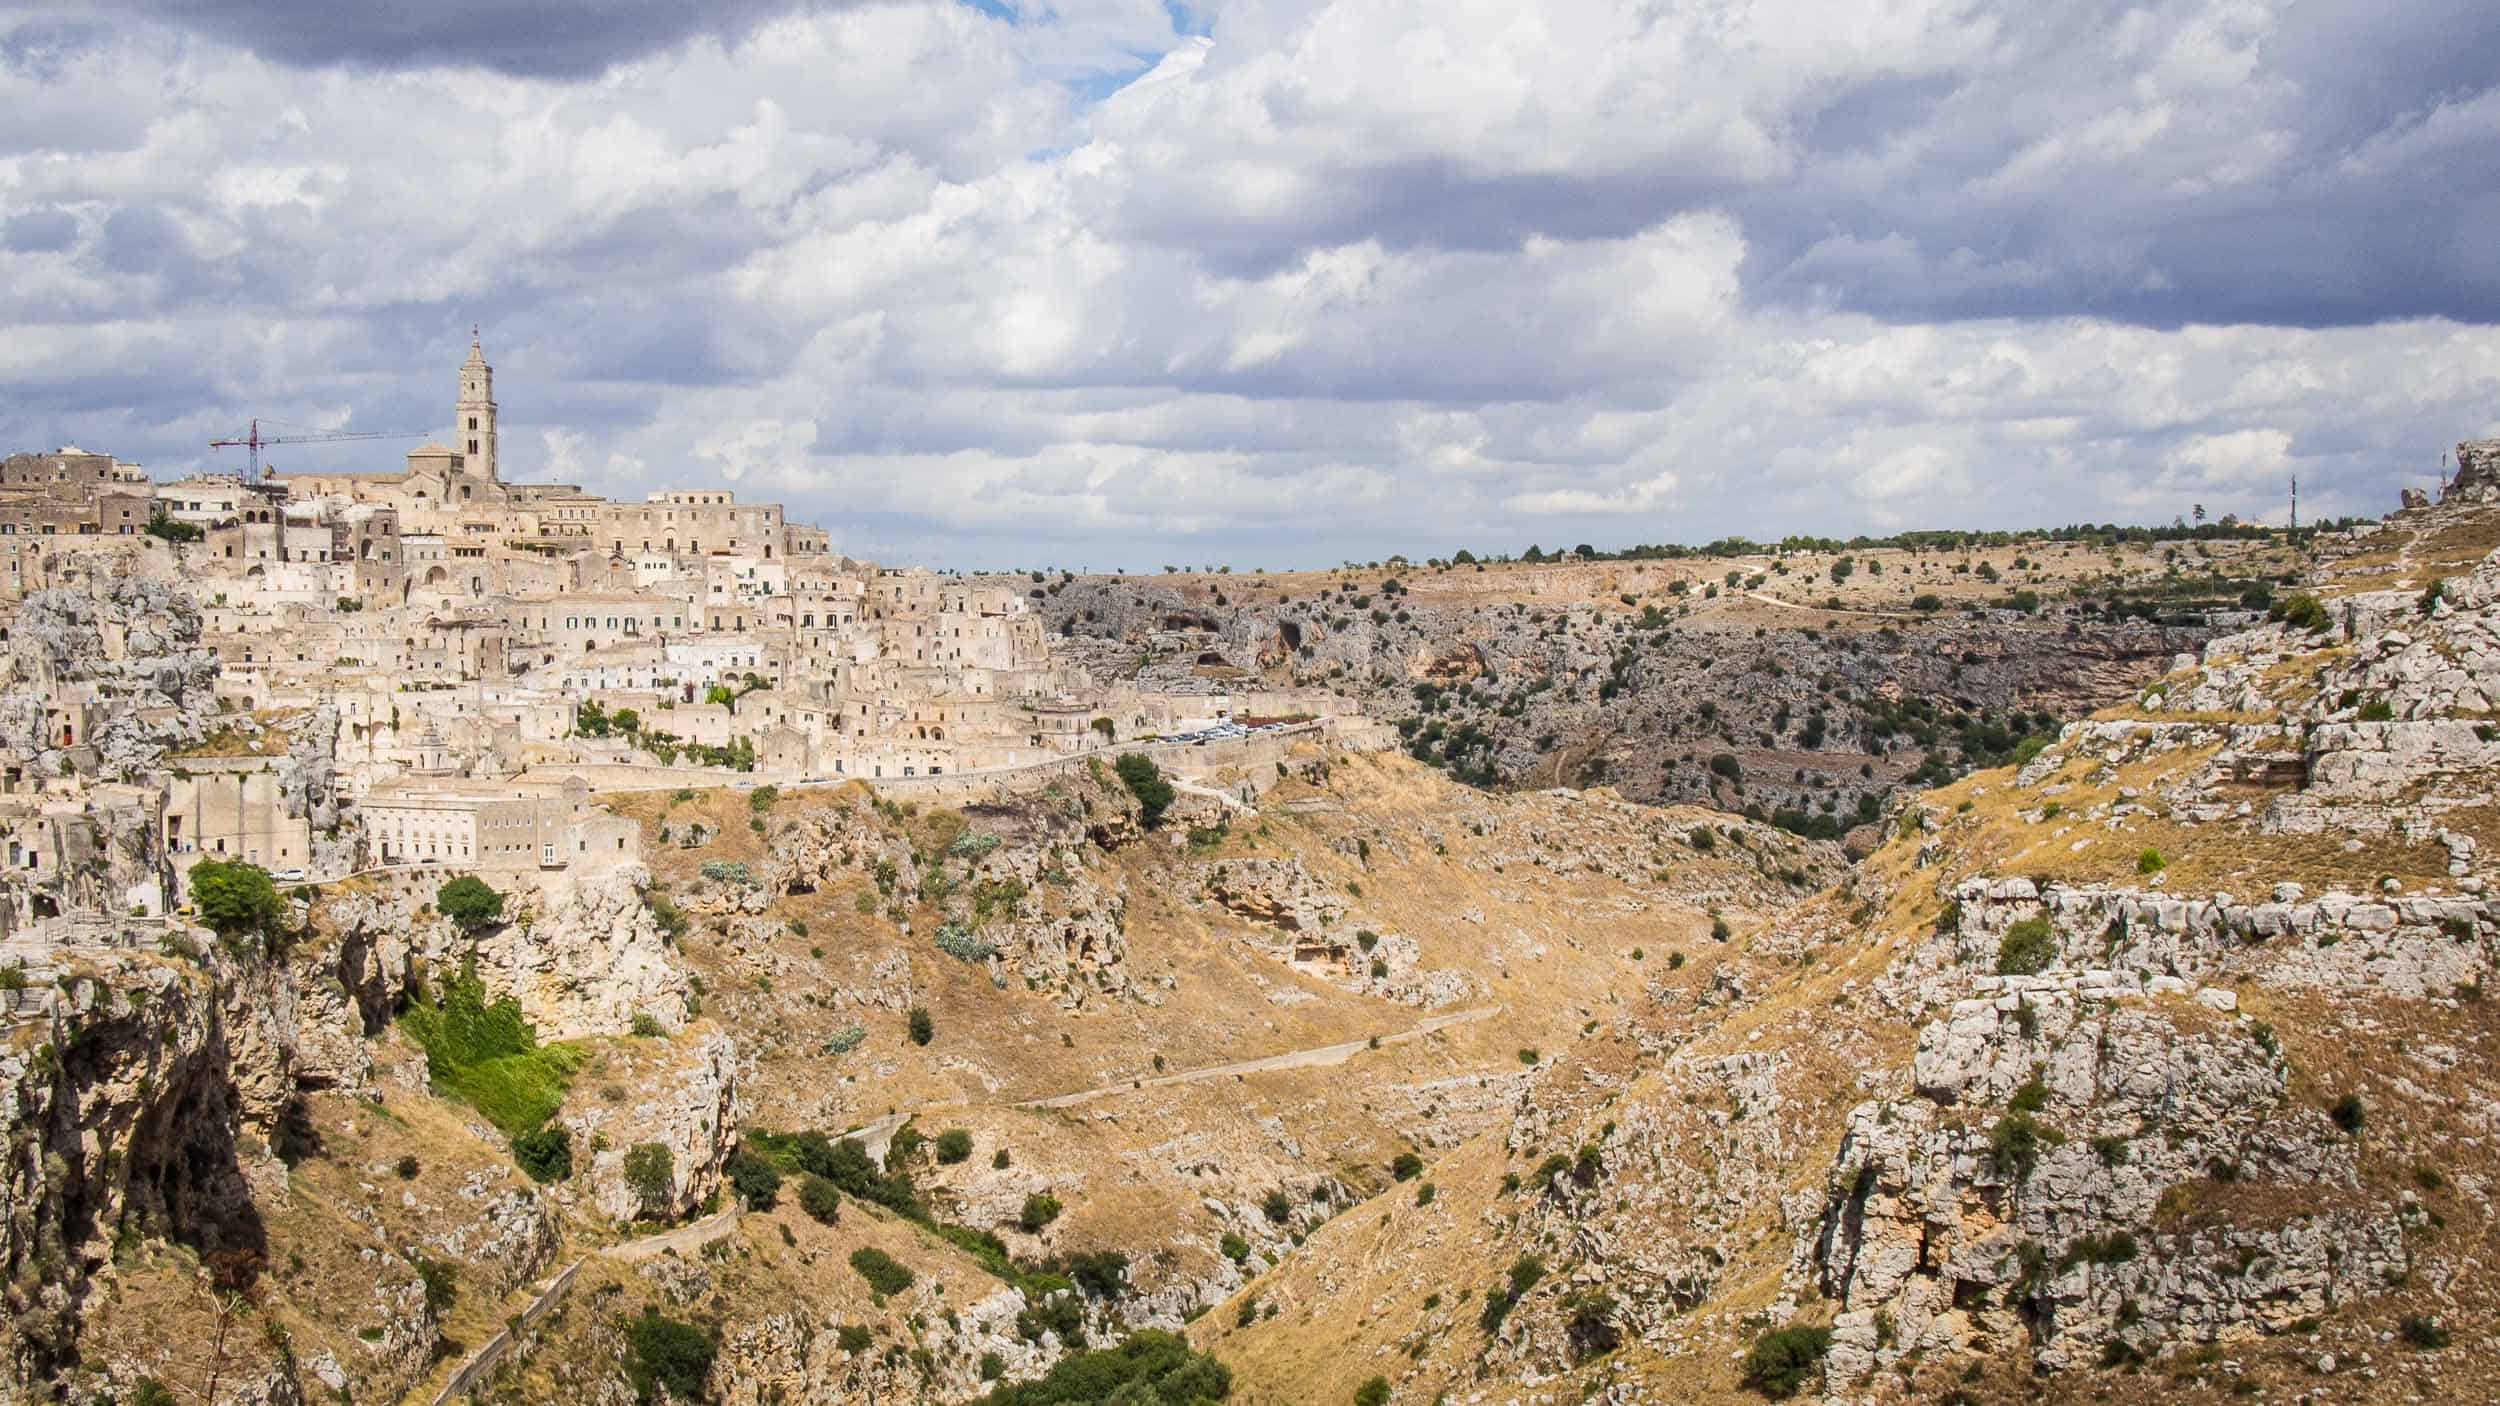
(1739, 1323), (1832, 1399)
(1996, 915), (2057, 976)
(850, 1246), (916, 1295)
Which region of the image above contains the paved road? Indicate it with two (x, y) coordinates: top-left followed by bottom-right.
(1018, 1005), (1500, 1111)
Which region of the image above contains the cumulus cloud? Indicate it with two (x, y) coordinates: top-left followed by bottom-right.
(0, 0), (2496, 567)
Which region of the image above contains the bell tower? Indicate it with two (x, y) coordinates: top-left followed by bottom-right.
(456, 328), (498, 481)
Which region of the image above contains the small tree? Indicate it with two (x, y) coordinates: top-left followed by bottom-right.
(1114, 752), (1175, 829)
(907, 1006), (934, 1046)
(623, 1142), (675, 1221)
(725, 1148), (781, 1211)
(935, 1128), (974, 1164)
(144, 510), (204, 544)
(1019, 1191), (1063, 1232)
(190, 860), (287, 943)
(1739, 1324), (1832, 1399)
(623, 1310), (717, 1405)
(512, 1125), (572, 1183)
(435, 875), (504, 933)
(798, 1173), (842, 1225)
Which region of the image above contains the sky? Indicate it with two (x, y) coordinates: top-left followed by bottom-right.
(3, 0), (2497, 570)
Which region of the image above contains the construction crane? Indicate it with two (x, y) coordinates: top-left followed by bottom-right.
(208, 419), (427, 483)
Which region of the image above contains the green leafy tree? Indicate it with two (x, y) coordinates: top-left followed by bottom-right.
(1114, 753), (1175, 829)
(512, 1125), (573, 1183)
(725, 1148), (782, 1211)
(623, 1142), (676, 1221)
(435, 875), (504, 933)
(623, 1310), (717, 1404)
(190, 859), (288, 945)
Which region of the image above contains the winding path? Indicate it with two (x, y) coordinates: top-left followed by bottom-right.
(1016, 1004), (1500, 1110)
(407, 1002), (1498, 1404)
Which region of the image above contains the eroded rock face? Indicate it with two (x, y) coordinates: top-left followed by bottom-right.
(713, 1285), (1060, 1406)
(278, 704), (342, 833)
(2444, 438), (2500, 504)
(570, 1030), (740, 1224)
(1809, 988), (2408, 1379)
(0, 560), (221, 779)
(473, 865), (693, 1038)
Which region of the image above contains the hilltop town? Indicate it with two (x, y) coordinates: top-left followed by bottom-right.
(0, 341), (1358, 942)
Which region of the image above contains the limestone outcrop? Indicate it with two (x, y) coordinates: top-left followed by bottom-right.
(472, 864), (693, 1038)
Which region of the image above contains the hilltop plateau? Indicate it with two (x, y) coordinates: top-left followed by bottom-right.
(1042, 528), (2319, 837)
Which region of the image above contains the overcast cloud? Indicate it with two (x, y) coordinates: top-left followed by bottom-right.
(2, 0), (2495, 568)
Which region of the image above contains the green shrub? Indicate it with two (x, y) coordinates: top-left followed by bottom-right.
(1738, 1324), (1832, 1399)
(725, 1148), (782, 1210)
(2271, 593), (2331, 632)
(623, 1309), (717, 1403)
(748, 785), (780, 813)
(837, 1323), (873, 1352)
(1989, 1114), (2049, 1181)
(1220, 1232), (1249, 1262)
(2330, 1093), (2366, 1133)
(1390, 1152), (1423, 1182)
(1020, 1192), (1064, 1233)
(2357, 698), (2395, 722)
(936, 1128), (975, 1164)
(850, 1246), (916, 1295)
(512, 1125), (572, 1183)
(1354, 1377), (1390, 1406)
(435, 875), (504, 932)
(2136, 848), (2166, 875)
(1996, 916), (2057, 976)
(630, 1013), (666, 1038)
(969, 1329), (1230, 1405)
(908, 1006), (935, 1046)
(798, 1173), (842, 1225)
